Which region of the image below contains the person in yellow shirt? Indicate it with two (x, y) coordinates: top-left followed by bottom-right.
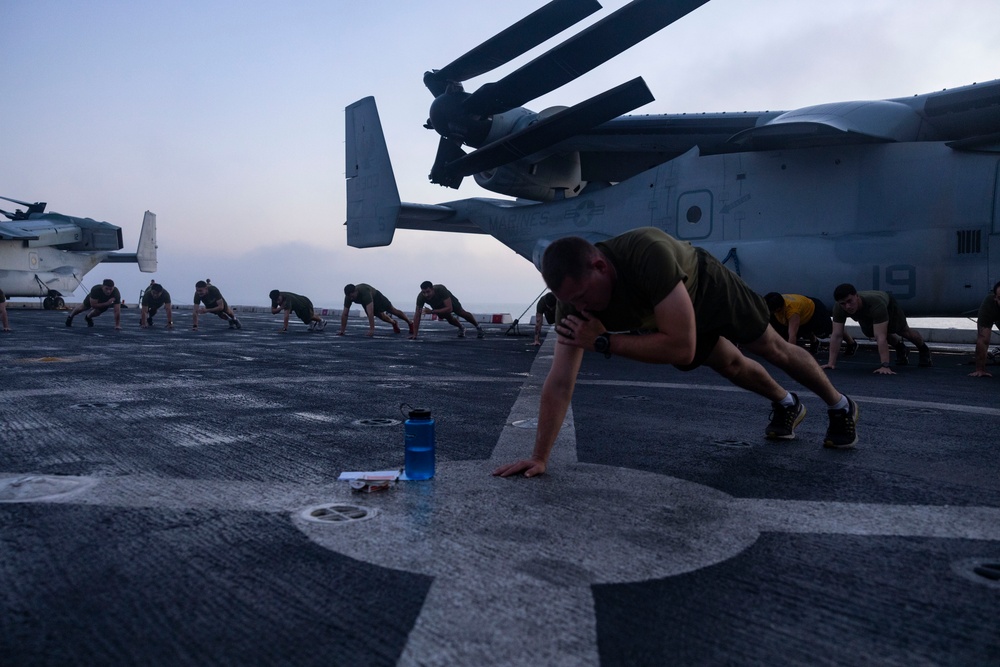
(764, 293), (855, 357)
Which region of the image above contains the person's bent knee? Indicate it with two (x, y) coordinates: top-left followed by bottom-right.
(744, 327), (786, 356)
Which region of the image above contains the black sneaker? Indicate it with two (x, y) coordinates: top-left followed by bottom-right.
(844, 339), (858, 357)
(85, 315), (94, 328)
(233, 318), (241, 330)
(894, 341), (909, 366)
(476, 326), (485, 339)
(824, 396), (859, 449)
(65, 316), (73, 328)
(918, 345), (932, 367)
(766, 393), (806, 440)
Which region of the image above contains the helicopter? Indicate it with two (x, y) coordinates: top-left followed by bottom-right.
(345, 0), (1000, 317)
(0, 196), (157, 309)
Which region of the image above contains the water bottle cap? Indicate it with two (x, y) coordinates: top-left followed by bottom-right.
(408, 407), (432, 420)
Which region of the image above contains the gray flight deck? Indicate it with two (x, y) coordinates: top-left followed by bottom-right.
(1, 308), (998, 666)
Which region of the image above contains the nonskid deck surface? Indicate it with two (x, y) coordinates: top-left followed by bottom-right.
(1, 309), (997, 666)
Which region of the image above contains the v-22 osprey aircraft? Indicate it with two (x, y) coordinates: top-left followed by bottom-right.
(345, 0), (1000, 317)
(0, 196), (157, 309)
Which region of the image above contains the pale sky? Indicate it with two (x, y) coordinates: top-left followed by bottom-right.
(3, 0), (999, 311)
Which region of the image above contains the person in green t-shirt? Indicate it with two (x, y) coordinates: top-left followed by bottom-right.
(0, 288), (10, 332)
(65, 279), (122, 330)
(824, 284), (931, 374)
(338, 283), (412, 337)
(410, 281), (484, 339)
(492, 228), (859, 482)
(140, 282), (173, 329)
(269, 290), (326, 332)
(0, 290), (10, 331)
(970, 280), (1000, 378)
(533, 292), (557, 347)
(192, 280), (241, 331)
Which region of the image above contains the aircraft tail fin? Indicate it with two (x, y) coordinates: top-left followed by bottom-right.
(345, 96), (401, 248)
(137, 211), (157, 272)
(345, 96), (481, 244)
(100, 210), (157, 270)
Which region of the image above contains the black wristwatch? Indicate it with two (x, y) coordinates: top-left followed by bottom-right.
(880, 362), (891, 368)
(594, 332), (612, 358)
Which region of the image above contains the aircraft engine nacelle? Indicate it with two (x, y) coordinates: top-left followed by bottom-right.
(54, 222), (124, 252)
(473, 151), (586, 202)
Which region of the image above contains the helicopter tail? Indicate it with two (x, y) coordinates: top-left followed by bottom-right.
(345, 96), (473, 247)
(100, 210), (157, 271)
(345, 96), (401, 248)
(136, 211), (157, 272)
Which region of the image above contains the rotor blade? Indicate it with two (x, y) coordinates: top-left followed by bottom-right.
(429, 137), (469, 188)
(465, 0), (709, 116)
(0, 195), (39, 208)
(425, 0), (602, 96)
(0, 196), (46, 216)
(441, 77), (654, 180)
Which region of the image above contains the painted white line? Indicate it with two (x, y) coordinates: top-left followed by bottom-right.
(744, 499), (1000, 540)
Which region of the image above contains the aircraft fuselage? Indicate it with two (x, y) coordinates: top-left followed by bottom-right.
(0, 241), (105, 297)
(470, 142), (1000, 317)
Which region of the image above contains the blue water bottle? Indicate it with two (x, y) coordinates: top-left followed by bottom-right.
(404, 406), (435, 480)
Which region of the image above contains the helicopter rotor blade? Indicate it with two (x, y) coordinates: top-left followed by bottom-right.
(429, 136), (470, 188)
(0, 196), (47, 216)
(424, 0), (602, 97)
(439, 77), (654, 182)
(0, 195), (40, 208)
(464, 0), (708, 117)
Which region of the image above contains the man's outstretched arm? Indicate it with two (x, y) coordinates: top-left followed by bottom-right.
(492, 343), (584, 478)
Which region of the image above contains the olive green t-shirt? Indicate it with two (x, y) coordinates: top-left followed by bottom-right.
(832, 290), (910, 336)
(142, 289), (171, 309)
(536, 292), (557, 324)
(345, 284), (391, 313)
(552, 227), (770, 368)
(976, 293), (1000, 330)
(88, 285), (121, 306)
(194, 285), (225, 308)
(831, 290), (890, 325)
(416, 285), (462, 312)
(555, 227), (700, 332)
(274, 291), (310, 313)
